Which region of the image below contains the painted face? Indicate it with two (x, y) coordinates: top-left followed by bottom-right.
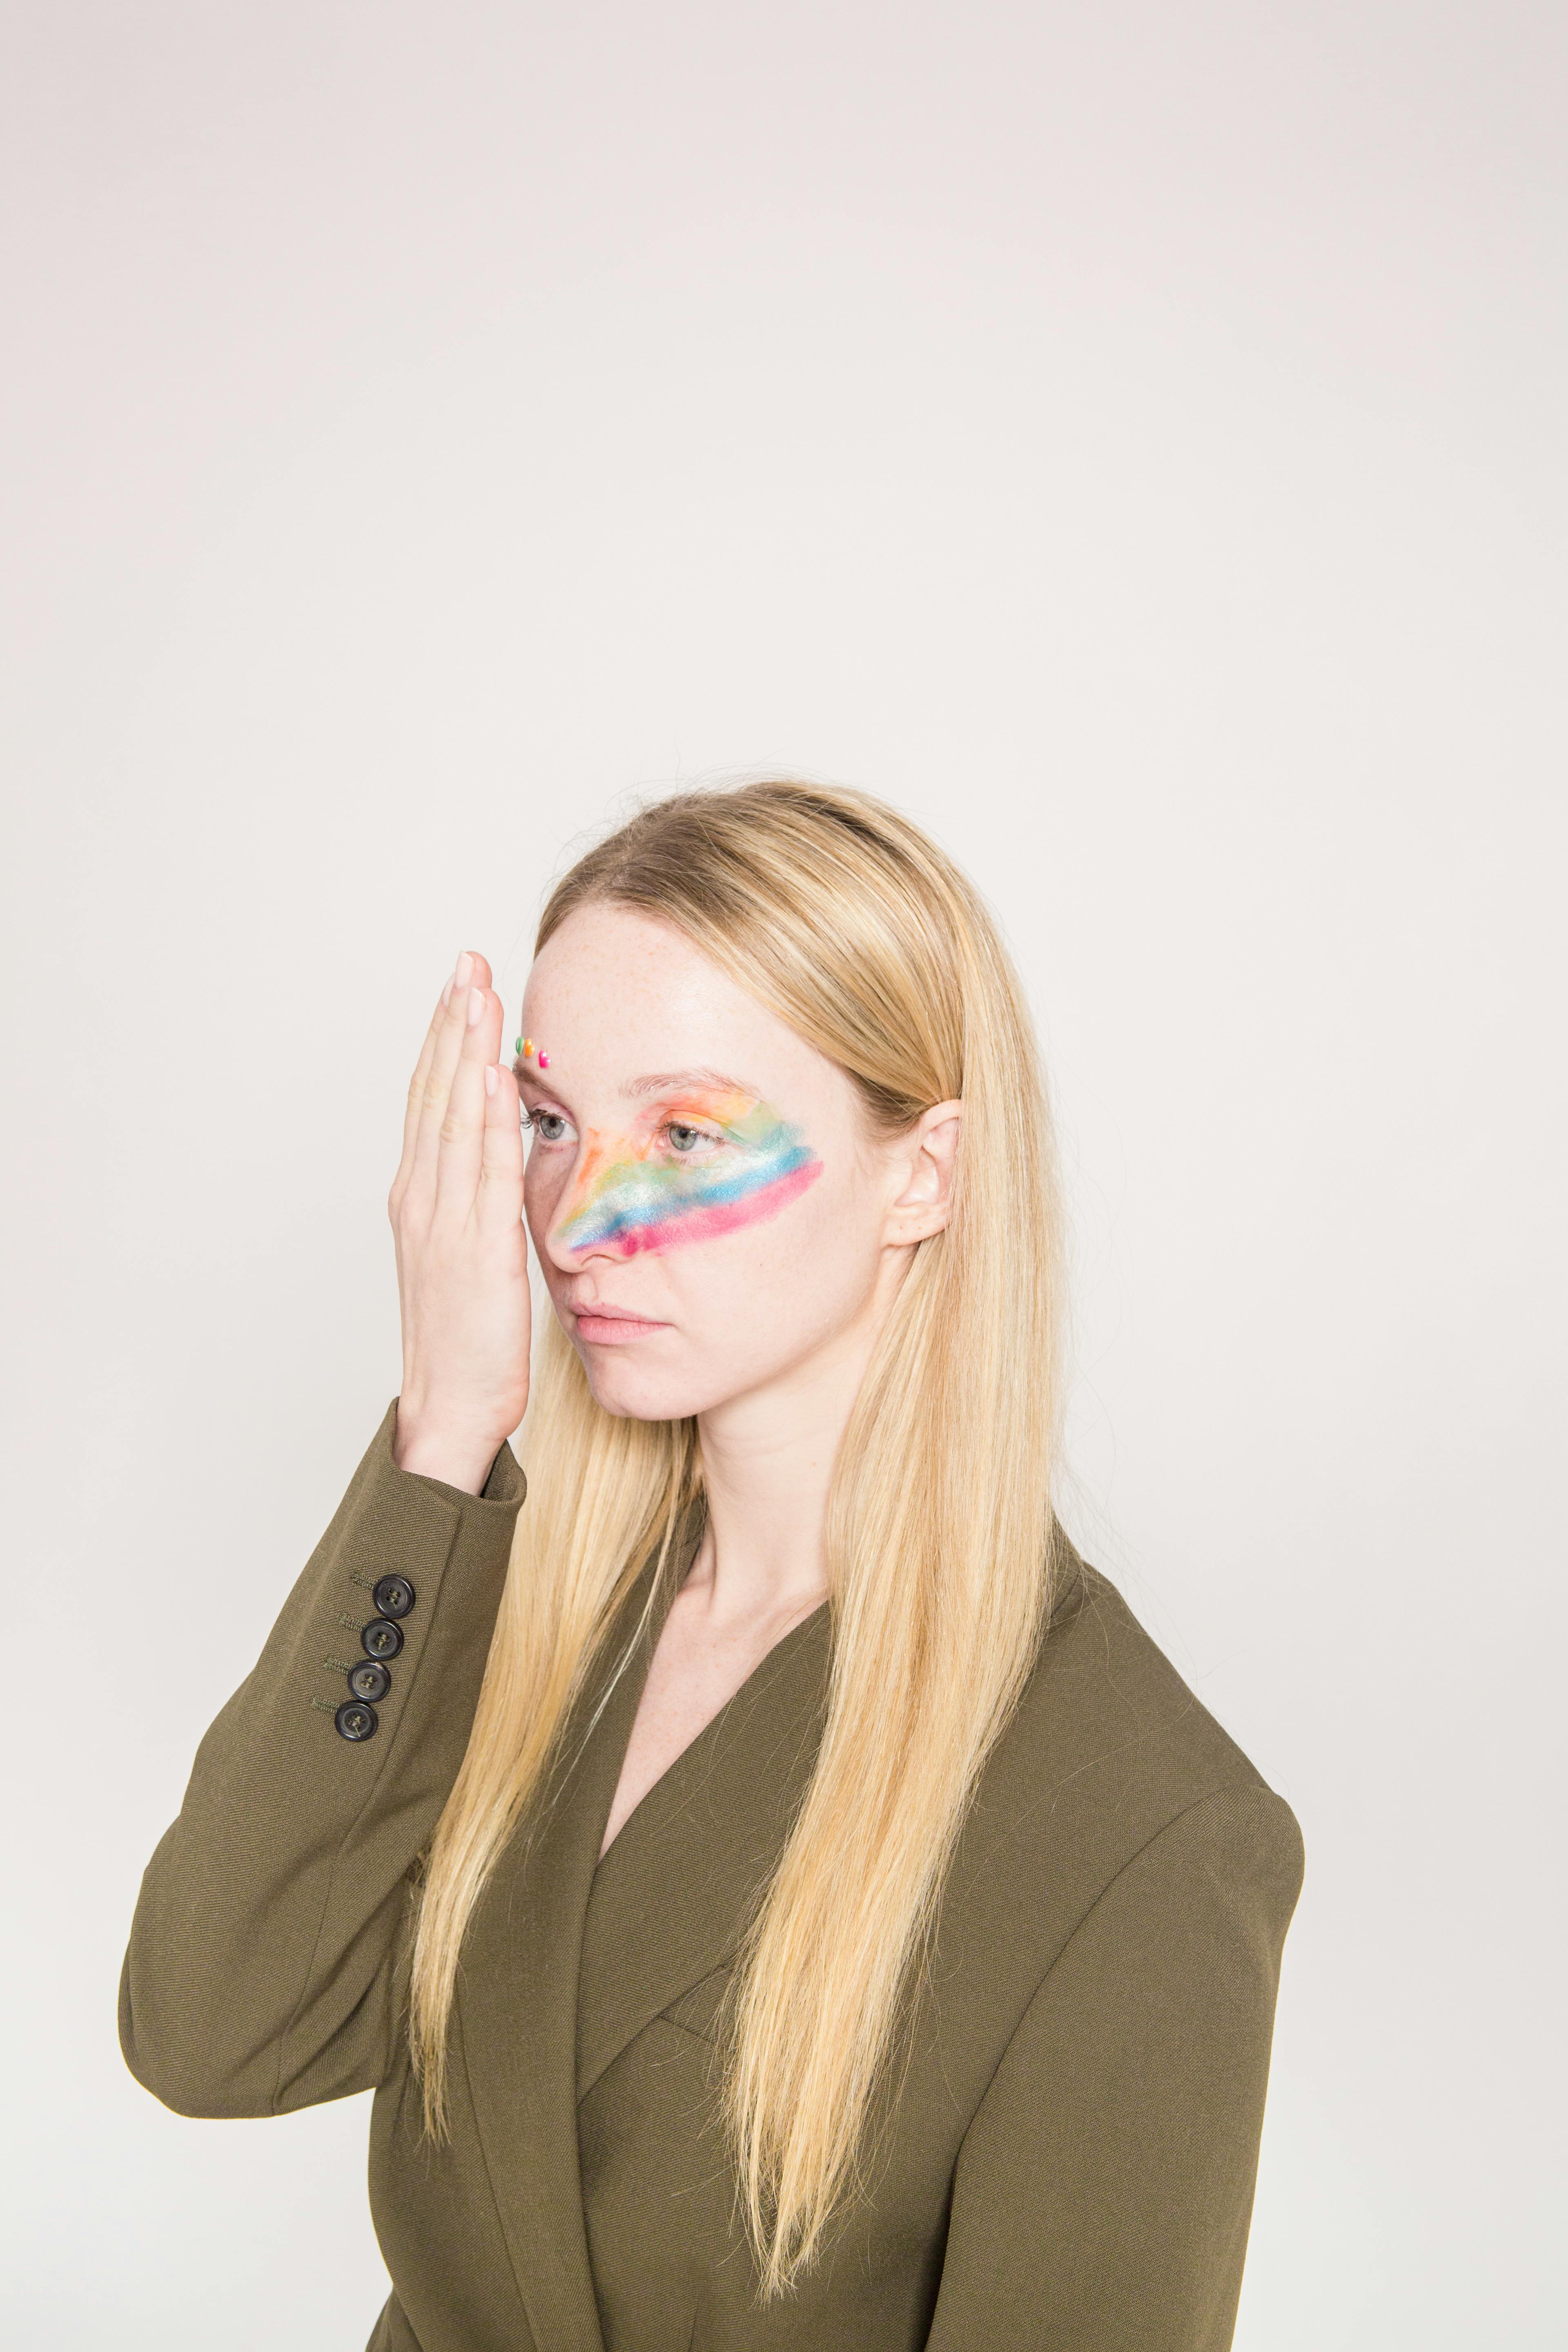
(555, 1088), (822, 1260)
(517, 900), (914, 1425)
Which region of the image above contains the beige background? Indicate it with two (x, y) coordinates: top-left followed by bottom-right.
(2, 4), (1563, 2344)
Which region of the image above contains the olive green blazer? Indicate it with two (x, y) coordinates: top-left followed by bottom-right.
(120, 1401), (1303, 2352)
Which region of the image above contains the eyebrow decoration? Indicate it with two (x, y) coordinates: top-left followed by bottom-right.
(513, 1034), (550, 1070)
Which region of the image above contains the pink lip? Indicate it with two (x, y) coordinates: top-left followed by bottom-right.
(569, 1299), (670, 1344)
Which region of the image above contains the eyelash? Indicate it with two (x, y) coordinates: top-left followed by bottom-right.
(521, 1111), (724, 1155)
(523, 1109), (572, 1143)
(661, 1120), (722, 1157)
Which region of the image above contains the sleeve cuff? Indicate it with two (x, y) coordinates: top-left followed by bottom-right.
(379, 1399), (528, 1511)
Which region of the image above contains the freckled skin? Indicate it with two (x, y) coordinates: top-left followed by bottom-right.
(559, 1091), (824, 1260)
(518, 902), (920, 1428)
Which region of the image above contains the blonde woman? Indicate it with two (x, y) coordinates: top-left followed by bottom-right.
(120, 780), (1303, 2351)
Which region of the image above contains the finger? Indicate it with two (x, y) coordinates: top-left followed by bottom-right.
(409, 951), (484, 1200)
(432, 981), (503, 1221)
(478, 1057), (527, 1236)
(394, 966), (462, 1201)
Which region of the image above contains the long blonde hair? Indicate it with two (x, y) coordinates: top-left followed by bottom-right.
(410, 778), (1064, 2295)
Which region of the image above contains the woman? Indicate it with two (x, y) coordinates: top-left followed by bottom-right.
(120, 779), (1303, 2351)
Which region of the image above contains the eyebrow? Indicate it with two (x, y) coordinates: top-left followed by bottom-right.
(621, 1067), (757, 1101)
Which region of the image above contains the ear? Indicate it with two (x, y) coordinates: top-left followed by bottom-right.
(883, 1099), (964, 1248)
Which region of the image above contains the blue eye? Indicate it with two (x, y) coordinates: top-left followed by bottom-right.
(665, 1122), (719, 1156)
(528, 1111), (570, 1143)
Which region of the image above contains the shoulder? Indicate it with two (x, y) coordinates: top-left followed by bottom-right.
(1034, 1540), (1283, 1802)
(943, 1539), (1303, 1990)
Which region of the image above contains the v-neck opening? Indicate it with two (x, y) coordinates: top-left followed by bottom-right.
(592, 1588), (831, 1873)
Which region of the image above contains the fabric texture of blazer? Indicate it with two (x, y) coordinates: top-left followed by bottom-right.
(120, 1400), (1303, 2352)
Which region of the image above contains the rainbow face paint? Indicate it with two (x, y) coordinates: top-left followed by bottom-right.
(556, 1089), (822, 1260)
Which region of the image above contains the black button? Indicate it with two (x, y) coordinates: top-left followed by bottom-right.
(348, 1658), (391, 1703)
(372, 1574), (416, 1619)
(361, 1616), (404, 1661)
(335, 1699), (379, 1742)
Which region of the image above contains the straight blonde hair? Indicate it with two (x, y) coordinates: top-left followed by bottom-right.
(409, 778), (1064, 2296)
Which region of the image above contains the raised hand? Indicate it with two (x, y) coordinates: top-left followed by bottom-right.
(386, 949), (531, 1494)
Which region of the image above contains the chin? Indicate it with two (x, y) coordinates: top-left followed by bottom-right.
(575, 1341), (699, 1423)
(573, 1336), (742, 1424)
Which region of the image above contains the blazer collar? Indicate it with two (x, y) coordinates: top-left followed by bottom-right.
(456, 1535), (831, 2352)
(576, 1589), (831, 2103)
(456, 1560), (662, 2352)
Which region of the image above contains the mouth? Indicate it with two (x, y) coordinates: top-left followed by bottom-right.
(567, 1297), (671, 1345)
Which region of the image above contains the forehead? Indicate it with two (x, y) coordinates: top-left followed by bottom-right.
(521, 902), (817, 1092)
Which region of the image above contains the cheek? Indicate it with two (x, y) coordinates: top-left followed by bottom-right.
(599, 1155), (820, 1259)
(668, 1156), (879, 1316)
(523, 1151), (569, 1247)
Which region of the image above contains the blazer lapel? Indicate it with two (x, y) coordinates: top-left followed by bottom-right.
(455, 1550), (833, 2348)
(458, 1561), (666, 2352)
(575, 1598), (832, 2105)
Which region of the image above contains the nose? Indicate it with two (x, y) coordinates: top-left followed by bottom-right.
(538, 1141), (625, 1271)
(539, 1191), (596, 1271)
(546, 1221), (632, 1269)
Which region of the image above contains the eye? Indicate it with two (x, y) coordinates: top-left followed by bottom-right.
(525, 1109), (573, 1145)
(662, 1120), (720, 1158)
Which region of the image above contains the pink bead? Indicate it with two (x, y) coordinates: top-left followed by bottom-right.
(538, 1050), (550, 1069)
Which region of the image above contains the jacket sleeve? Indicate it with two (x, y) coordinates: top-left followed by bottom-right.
(924, 1783), (1305, 2352)
(118, 1399), (526, 2120)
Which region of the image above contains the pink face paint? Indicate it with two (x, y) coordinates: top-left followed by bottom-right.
(557, 1090), (822, 1260)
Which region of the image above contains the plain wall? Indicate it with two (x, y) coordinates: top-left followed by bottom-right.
(2, 4), (1563, 2344)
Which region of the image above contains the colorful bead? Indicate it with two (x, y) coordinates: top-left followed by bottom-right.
(513, 1036), (523, 1055)
(538, 1051), (550, 1069)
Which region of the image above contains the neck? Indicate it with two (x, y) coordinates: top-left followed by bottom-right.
(688, 1253), (905, 1628)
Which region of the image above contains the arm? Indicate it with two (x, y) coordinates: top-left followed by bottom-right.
(118, 1399), (525, 2119)
(924, 1783), (1305, 2352)
(120, 945), (532, 2117)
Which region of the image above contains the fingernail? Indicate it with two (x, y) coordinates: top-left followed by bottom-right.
(466, 986), (484, 1027)
(484, 1064), (497, 1098)
(454, 950), (473, 990)
(441, 976), (453, 1007)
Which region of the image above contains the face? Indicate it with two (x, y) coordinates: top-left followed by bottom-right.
(517, 901), (928, 1423)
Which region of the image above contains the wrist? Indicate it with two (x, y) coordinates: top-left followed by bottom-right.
(392, 1402), (510, 1497)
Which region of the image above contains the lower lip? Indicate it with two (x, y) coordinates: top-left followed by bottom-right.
(573, 1311), (669, 1344)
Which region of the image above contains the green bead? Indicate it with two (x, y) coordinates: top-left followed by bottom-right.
(513, 1036), (523, 1054)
